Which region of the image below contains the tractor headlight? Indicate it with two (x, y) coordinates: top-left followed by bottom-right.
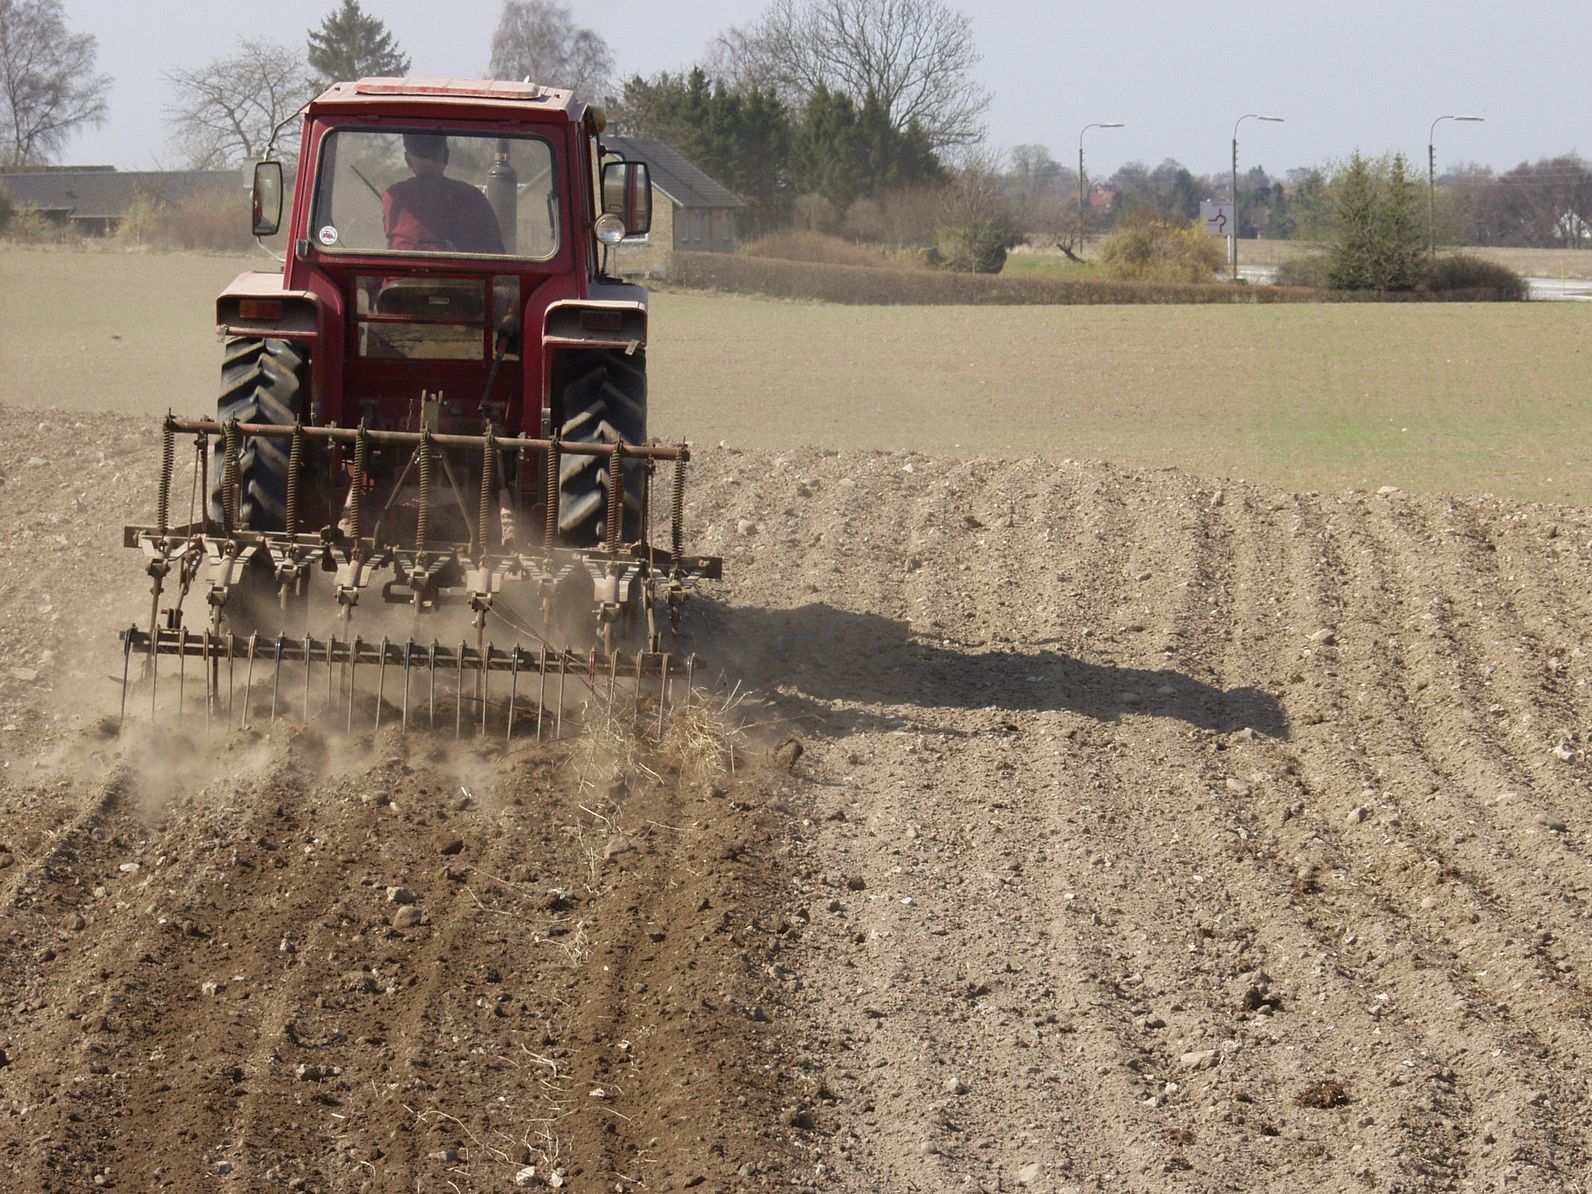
(594, 213), (626, 245)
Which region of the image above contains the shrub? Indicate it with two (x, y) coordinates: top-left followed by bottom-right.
(791, 192), (841, 234)
(114, 188), (165, 247)
(935, 215), (1012, 274)
(152, 187), (254, 251)
(1, 206), (59, 244)
(1099, 210), (1225, 283)
(1277, 253), (1332, 288)
(743, 229), (899, 269)
(0, 183), (11, 232)
(1422, 253), (1527, 301)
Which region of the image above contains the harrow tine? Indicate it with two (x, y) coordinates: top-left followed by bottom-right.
(270, 633), (285, 725)
(685, 655), (696, 711)
(120, 626), (134, 725)
(536, 645), (547, 741)
(178, 626), (188, 717)
(326, 636), (336, 717)
(507, 647), (519, 743)
(401, 639), (413, 735)
(149, 627), (159, 719)
(227, 634), (236, 727)
(347, 635), (361, 734)
(556, 649), (567, 740)
(633, 651), (644, 718)
(608, 651), (618, 717)
(657, 653), (670, 738)
(243, 632), (258, 728)
(202, 629), (212, 730)
(428, 641), (438, 732)
(303, 634), (312, 723)
(481, 642), (492, 736)
(455, 640), (466, 740)
(375, 636), (388, 732)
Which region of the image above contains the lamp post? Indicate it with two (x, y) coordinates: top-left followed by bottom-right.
(1231, 113), (1283, 281)
(1077, 121), (1124, 257)
(1428, 114), (1483, 255)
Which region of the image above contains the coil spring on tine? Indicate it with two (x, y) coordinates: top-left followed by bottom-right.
(157, 416), (176, 538)
(222, 418), (240, 533)
(415, 430), (432, 556)
(671, 454), (686, 561)
(350, 422), (369, 545)
(606, 443), (624, 551)
(544, 440), (559, 546)
(477, 425), (495, 559)
(285, 421), (304, 537)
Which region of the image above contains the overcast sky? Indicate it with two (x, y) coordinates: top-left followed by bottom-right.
(60, 0), (1591, 179)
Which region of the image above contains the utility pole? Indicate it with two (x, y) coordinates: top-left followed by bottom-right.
(1077, 122), (1124, 258)
(1231, 114), (1283, 281)
(1428, 114), (1484, 255)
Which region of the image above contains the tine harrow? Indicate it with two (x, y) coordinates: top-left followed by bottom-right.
(119, 626), (698, 740)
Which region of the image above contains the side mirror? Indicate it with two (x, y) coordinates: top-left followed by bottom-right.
(252, 161), (284, 237)
(601, 160), (651, 237)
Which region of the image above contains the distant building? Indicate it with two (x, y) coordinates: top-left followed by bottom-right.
(0, 168), (243, 236)
(600, 136), (745, 275)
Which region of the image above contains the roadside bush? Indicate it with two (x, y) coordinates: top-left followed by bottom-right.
(152, 188), (253, 251)
(1277, 253), (1332, 288)
(1422, 253), (1527, 300)
(791, 192), (841, 234)
(114, 188), (164, 247)
(1, 206), (59, 244)
(744, 229), (898, 269)
(1099, 210), (1225, 282)
(0, 183), (12, 232)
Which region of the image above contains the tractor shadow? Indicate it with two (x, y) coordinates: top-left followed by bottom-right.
(692, 599), (1290, 741)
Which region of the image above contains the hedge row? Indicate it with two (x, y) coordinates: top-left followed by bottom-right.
(665, 252), (1526, 306)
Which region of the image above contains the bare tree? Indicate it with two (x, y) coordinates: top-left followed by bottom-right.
(164, 38), (315, 168)
(488, 0), (613, 100)
(712, 0), (989, 151)
(0, 0), (109, 166)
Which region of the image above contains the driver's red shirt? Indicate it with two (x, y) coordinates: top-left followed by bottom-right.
(383, 174), (505, 254)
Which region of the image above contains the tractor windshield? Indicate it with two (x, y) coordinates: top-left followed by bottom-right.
(309, 128), (560, 260)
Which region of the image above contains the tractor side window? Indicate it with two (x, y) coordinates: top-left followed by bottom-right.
(310, 129), (559, 261)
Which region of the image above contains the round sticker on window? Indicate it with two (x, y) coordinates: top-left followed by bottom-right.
(317, 225), (339, 246)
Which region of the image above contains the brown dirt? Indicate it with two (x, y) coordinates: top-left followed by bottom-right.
(7, 395), (1592, 1193)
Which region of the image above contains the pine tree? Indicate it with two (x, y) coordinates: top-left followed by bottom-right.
(1378, 153), (1424, 290)
(1327, 154), (1381, 290)
(307, 0), (410, 88)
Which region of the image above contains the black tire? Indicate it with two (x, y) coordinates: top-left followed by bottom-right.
(557, 349), (647, 546)
(208, 337), (310, 530)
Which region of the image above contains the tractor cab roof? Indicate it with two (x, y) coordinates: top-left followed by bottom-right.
(309, 77), (585, 125)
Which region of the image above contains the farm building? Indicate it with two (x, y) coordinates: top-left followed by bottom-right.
(0, 168), (244, 237)
(600, 136), (745, 275)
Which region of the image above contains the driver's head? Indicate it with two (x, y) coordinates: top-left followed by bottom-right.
(403, 133), (448, 175)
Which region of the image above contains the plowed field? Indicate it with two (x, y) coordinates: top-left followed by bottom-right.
(4, 250), (1592, 1192)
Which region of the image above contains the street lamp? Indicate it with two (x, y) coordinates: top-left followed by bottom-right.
(1428, 114), (1484, 255)
(1078, 122), (1124, 257)
(1231, 113), (1283, 281)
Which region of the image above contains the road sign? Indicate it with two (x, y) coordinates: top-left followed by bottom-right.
(1200, 202), (1231, 238)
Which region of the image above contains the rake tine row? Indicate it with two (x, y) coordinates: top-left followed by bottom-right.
(117, 626), (698, 739)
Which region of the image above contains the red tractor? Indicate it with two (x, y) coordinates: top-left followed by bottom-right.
(123, 78), (718, 732)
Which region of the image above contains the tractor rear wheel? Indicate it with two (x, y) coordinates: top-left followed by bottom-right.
(208, 337), (310, 531)
(556, 349), (647, 546)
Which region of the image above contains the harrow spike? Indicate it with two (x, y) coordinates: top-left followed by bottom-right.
(178, 626), (188, 716)
(507, 647), (519, 743)
(347, 635), (361, 735)
(657, 653), (670, 738)
(556, 648), (567, 740)
(536, 645), (547, 741)
(202, 629), (213, 730)
(270, 633), (285, 725)
(120, 625), (135, 725)
(375, 636), (388, 732)
(227, 634), (236, 726)
(455, 639), (466, 740)
(243, 632), (258, 728)
(429, 640), (438, 732)
(325, 636), (336, 717)
(481, 642), (492, 736)
(149, 625), (159, 719)
(303, 634), (312, 723)
(401, 639), (413, 735)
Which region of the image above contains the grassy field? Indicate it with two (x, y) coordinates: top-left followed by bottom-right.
(4, 246), (1588, 504)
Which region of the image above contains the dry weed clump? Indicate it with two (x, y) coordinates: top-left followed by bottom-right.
(743, 229), (906, 270)
(669, 250), (1313, 306)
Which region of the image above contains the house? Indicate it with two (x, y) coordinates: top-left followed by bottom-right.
(599, 136), (745, 275)
(0, 167), (244, 236)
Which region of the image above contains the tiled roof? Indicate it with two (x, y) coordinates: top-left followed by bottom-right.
(0, 170), (243, 220)
(602, 137), (744, 210)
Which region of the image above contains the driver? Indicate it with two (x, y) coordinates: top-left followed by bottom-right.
(383, 133), (505, 254)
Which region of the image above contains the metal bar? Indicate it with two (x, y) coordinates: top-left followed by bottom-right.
(177, 626), (188, 716)
(120, 627), (134, 725)
(481, 642), (491, 736)
(657, 654), (670, 738)
(401, 639), (413, 735)
(227, 634), (236, 726)
(164, 417), (689, 461)
(556, 650), (566, 740)
(428, 641), (437, 731)
(347, 635), (360, 734)
(455, 640), (465, 739)
(326, 636), (336, 716)
(202, 629), (213, 730)
(303, 634), (312, 723)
